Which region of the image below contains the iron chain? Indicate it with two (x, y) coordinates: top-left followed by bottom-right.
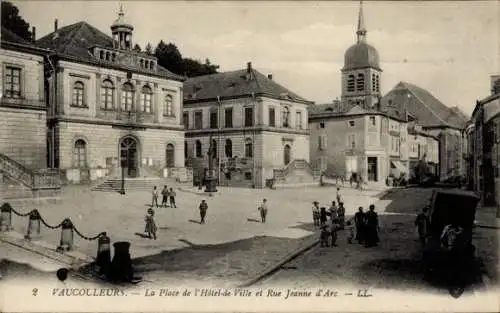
(10, 207), (32, 217)
(39, 215), (64, 229)
(72, 225), (105, 241)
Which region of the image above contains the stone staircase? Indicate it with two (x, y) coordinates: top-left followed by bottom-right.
(0, 153), (62, 200)
(91, 177), (180, 192)
(272, 159), (321, 187)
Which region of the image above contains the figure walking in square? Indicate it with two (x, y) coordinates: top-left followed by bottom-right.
(161, 185), (169, 208)
(151, 186), (159, 208)
(199, 200), (208, 224)
(258, 198), (268, 223)
(144, 208), (157, 240)
(169, 188), (177, 208)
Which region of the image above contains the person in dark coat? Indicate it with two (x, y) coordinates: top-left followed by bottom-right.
(319, 207), (328, 226)
(415, 206), (430, 244)
(354, 206), (366, 244)
(364, 204), (379, 247)
(199, 200), (208, 224)
(144, 208), (157, 240)
(337, 202), (346, 230)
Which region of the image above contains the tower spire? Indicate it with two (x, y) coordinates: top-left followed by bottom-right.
(356, 1), (367, 43)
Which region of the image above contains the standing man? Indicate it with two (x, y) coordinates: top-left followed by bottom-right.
(354, 207), (366, 244)
(337, 202), (346, 230)
(258, 198), (269, 223)
(328, 201), (337, 221)
(151, 186), (159, 208)
(336, 188), (343, 206)
(169, 188), (177, 208)
(415, 207), (430, 244)
(161, 185), (169, 208)
(199, 200), (208, 224)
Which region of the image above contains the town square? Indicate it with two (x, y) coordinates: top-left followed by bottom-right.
(0, 0), (499, 311)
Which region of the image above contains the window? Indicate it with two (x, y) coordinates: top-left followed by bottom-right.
(319, 122), (325, 129)
(195, 140), (202, 157)
(166, 144), (175, 167)
(72, 81), (85, 107)
(184, 141), (188, 159)
(356, 73), (365, 91)
(388, 99), (393, 106)
(210, 110), (218, 129)
(245, 138), (253, 158)
(140, 85), (153, 113)
(296, 111), (302, 129)
(99, 51), (104, 60)
(164, 94), (173, 116)
(369, 116), (376, 126)
(100, 80), (114, 110)
(284, 144), (291, 165)
(4, 66), (21, 98)
(375, 75), (380, 92)
(282, 107), (290, 127)
(73, 139), (87, 168)
(244, 172), (252, 180)
(347, 75), (355, 92)
(183, 112), (189, 129)
(194, 111), (203, 129)
(121, 83), (134, 111)
(347, 134), (356, 149)
(244, 107), (254, 127)
(269, 108), (276, 127)
(225, 139), (233, 158)
(372, 73), (376, 91)
(319, 134), (327, 150)
(348, 120), (355, 127)
(106, 52), (110, 61)
(225, 108), (233, 128)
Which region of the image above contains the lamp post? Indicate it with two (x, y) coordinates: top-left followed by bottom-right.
(119, 110), (132, 195)
(205, 135), (218, 193)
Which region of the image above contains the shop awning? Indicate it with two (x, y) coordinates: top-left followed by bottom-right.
(391, 160), (408, 173)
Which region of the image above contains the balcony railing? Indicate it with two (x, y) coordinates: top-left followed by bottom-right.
(0, 153), (62, 190)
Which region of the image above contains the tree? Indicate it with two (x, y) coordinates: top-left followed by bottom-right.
(132, 44), (141, 52)
(1, 1), (32, 41)
(145, 42), (153, 55)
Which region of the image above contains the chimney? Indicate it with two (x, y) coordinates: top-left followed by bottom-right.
(267, 74), (273, 80)
(247, 61), (252, 73)
(54, 19), (58, 32)
(31, 26), (36, 42)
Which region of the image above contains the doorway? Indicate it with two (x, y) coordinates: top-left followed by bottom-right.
(367, 157), (378, 182)
(166, 143), (175, 168)
(284, 144), (291, 166)
(120, 136), (139, 178)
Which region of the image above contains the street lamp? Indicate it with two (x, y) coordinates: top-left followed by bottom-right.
(119, 110), (132, 195)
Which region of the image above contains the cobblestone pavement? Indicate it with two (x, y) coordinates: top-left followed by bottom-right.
(256, 187), (499, 294)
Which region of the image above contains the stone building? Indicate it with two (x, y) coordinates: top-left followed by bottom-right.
(183, 62), (315, 188)
(382, 81), (468, 180)
(469, 75), (500, 208)
(1, 27), (49, 169)
(35, 9), (186, 184)
(407, 122), (440, 177)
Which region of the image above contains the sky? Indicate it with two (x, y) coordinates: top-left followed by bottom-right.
(13, 1), (500, 116)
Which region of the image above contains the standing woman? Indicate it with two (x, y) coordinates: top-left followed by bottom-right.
(354, 207), (366, 244)
(144, 208), (157, 240)
(364, 204), (380, 247)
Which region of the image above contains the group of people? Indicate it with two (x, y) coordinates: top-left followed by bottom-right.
(151, 185), (177, 208)
(313, 188), (380, 248)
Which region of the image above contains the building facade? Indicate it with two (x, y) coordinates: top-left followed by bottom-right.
(184, 63), (313, 188)
(35, 10), (186, 183)
(407, 123), (440, 177)
(469, 75), (500, 208)
(0, 27), (49, 169)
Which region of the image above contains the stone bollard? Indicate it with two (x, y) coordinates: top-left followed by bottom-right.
(0, 203), (13, 232)
(57, 218), (74, 252)
(25, 210), (41, 240)
(109, 241), (133, 283)
(96, 233), (111, 276)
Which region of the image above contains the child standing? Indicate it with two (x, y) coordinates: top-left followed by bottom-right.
(169, 188), (177, 208)
(144, 208), (157, 240)
(312, 201), (320, 228)
(258, 198), (269, 223)
(151, 186), (159, 208)
(330, 216), (340, 247)
(320, 224), (330, 247)
(346, 219), (355, 244)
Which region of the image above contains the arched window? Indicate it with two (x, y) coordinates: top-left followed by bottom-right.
(225, 139), (233, 158)
(105, 51), (110, 61)
(121, 83), (134, 111)
(375, 75), (380, 92)
(72, 81), (85, 107)
(184, 141), (188, 159)
(140, 85), (153, 113)
(356, 73), (365, 91)
(150, 62), (154, 70)
(282, 107), (290, 127)
(195, 140), (202, 158)
(347, 75), (355, 92)
(73, 139), (87, 168)
(494, 78), (500, 94)
(245, 138), (253, 158)
(145, 60), (149, 69)
(284, 144), (291, 166)
(100, 79), (114, 110)
(112, 53), (116, 62)
(164, 94), (173, 116)
(99, 51), (104, 60)
(140, 59), (144, 68)
(372, 73), (376, 91)
(166, 144), (175, 168)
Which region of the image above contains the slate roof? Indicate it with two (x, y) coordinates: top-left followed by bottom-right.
(183, 68), (313, 104)
(307, 102), (408, 122)
(1, 26), (50, 55)
(382, 81), (467, 130)
(1, 27), (32, 45)
(407, 122), (438, 139)
(35, 21), (183, 81)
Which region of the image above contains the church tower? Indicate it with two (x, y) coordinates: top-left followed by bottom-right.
(341, 1), (382, 110)
(111, 6), (134, 50)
